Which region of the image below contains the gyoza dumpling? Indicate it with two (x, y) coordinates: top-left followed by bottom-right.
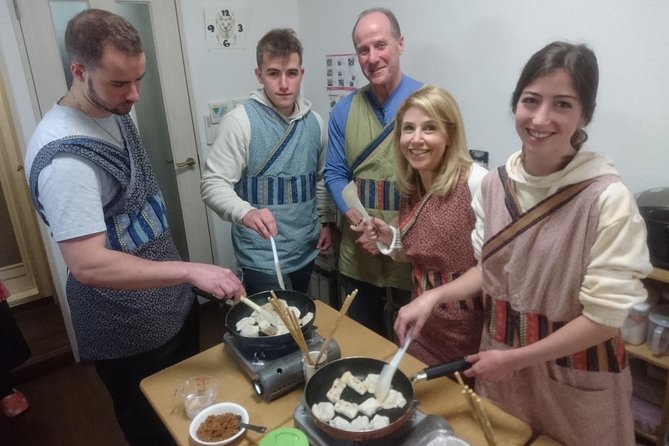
(364, 373), (379, 394)
(341, 371), (368, 395)
(334, 399), (359, 419)
(258, 319), (277, 336)
(329, 416), (353, 430)
(358, 397), (381, 417)
(380, 389), (407, 409)
(311, 401), (335, 422)
(326, 378), (346, 403)
(235, 316), (255, 332)
(351, 415), (371, 431)
(239, 324), (260, 337)
(287, 305), (301, 319)
(370, 414), (390, 429)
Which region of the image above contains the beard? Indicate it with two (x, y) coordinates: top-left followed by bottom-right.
(87, 77), (134, 116)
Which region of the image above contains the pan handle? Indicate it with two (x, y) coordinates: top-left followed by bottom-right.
(411, 358), (470, 383)
(191, 286), (234, 306)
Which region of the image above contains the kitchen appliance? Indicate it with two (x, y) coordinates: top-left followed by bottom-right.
(293, 404), (462, 446)
(636, 187), (669, 269)
(647, 304), (669, 356)
(222, 329), (340, 401)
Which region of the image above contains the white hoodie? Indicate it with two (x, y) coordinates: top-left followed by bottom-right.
(472, 150), (652, 327)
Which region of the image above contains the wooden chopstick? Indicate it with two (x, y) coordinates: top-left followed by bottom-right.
(268, 291), (313, 365)
(475, 395), (497, 446)
(454, 372), (497, 446)
(315, 289), (358, 364)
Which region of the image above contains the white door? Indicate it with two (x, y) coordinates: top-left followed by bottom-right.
(13, 0), (213, 264)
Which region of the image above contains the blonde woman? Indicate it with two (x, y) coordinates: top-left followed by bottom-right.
(365, 86), (487, 365)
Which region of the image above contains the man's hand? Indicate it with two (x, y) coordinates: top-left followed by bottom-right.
(316, 226), (333, 251)
(241, 208), (277, 239)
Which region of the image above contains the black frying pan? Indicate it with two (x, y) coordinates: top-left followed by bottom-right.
(192, 287), (316, 350)
(303, 356), (415, 442)
(303, 356), (472, 442)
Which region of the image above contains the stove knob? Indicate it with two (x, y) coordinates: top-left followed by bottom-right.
(252, 377), (265, 396)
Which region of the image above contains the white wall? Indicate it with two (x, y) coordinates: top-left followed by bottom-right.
(177, 0), (300, 268)
(297, 0), (669, 193)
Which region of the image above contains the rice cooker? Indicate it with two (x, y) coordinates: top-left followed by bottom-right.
(636, 187), (669, 269)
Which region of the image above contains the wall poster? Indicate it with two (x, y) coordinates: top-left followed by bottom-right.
(326, 53), (359, 111)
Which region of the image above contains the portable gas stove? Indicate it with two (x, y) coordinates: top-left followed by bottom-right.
(223, 330), (341, 401)
(293, 404), (462, 446)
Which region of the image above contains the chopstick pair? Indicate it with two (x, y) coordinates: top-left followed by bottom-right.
(314, 289), (358, 365)
(268, 291), (312, 365)
(454, 371), (497, 446)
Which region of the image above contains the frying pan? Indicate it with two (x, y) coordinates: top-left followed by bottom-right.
(192, 287), (316, 350)
(303, 356), (472, 442)
(303, 356), (415, 442)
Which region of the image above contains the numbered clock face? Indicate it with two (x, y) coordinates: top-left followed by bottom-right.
(206, 9), (245, 48)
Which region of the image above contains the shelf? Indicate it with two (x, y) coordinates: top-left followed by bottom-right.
(648, 267), (669, 283)
(626, 343), (669, 370)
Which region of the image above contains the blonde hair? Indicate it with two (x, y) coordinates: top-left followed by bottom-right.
(393, 86), (473, 197)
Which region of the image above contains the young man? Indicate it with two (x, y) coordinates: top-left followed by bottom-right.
(24, 9), (244, 445)
(324, 8), (423, 336)
(201, 28), (335, 295)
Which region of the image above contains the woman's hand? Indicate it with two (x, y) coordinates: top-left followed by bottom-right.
(363, 217), (394, 247)
(463, 349), (518, 382)
(394, 289), (439, 345)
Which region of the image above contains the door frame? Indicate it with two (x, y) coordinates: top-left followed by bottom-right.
(13, 0), (214, 264)
(0, 68), (54, 306)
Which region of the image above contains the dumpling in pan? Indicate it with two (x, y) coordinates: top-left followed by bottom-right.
(311, 401), (335, 422)
(370, 414), (390, 429)
(380, 389), (407, 409)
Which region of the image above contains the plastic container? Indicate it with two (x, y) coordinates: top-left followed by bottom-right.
(647, 305), (669, 355)
(259, 427), (308, 446)
(174, 375), (220, 419)
(621, 302), (651, 345)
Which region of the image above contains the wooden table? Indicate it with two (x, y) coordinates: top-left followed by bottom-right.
(141, 301), (533, 445)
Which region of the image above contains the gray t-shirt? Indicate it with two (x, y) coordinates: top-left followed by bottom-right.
(25, 104), (124, 241)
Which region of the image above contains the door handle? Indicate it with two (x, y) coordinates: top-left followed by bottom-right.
(169, 157), (196, 168)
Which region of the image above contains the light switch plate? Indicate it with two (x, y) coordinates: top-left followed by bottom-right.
(204, 114), (218, 145)
(208, 100), (229, 124)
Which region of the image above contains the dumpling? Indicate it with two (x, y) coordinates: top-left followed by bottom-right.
(239, 324), (260, 337)
(358, 397), (381, 417)
(329, 416), (353, 430)
(380, 389), (407, 409)
(311, 401), (335, 422)
(341, 371), (368, 395)
(370, 414), (390, 429)
(326, 378), (346, 403)
(351, 415), (371, 431)
(235, 316), (255, 332)
(364, 373), (379, 394)
(334, 399), (359, 419)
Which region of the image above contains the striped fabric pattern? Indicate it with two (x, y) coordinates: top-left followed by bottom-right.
(353, 177), (400, 211)
(106, 193), (169, 252)
(484, 294), (627, 372)
(236, 173), (316, 206)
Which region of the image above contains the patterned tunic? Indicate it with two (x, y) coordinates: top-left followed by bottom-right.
(28, 114), (193, 360)
(477, 166), (634, 446)
(232, 99), (321, 273)
(400, 168), (483, 364)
